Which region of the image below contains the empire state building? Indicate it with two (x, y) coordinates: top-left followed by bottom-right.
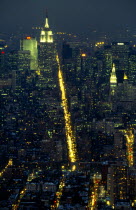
(38, 12), (57, 88)
(40, 13), (53, 43)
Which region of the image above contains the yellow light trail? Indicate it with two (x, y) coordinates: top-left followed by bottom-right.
(0, 159), (13, 177)
(51, 174), (66, 209)
(56, 55), (77, 165)
(12, 171), (38, 210)
(12, 187), (27, 210)
(123, 129), (134, 167)
(88, 173), (101, 210)
(51, 54), (78, 209)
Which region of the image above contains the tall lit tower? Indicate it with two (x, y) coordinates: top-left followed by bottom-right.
(111, 42), (130, 83)
(110, 63), (117, 95)
(20, 37), (38, 70)
(40, 11), (53, 43)
(38, 11), (57, 87)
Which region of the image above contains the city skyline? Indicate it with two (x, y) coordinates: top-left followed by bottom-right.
(1, 5), (136, 209)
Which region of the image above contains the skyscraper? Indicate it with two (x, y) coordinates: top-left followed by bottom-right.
(20, 37), (38, 70)
(0, 50), (6, 75)
(18, 50), (30, 71)
(110, 63), (117, 95)
(38, 12), (57, 88)
(40, 13), (53, 43)
(111, 42), (130, 83)
(129, 51), (136, 85)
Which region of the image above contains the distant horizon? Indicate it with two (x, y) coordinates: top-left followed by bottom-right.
(1, 24), (136, 41)
(1, 0), (136, 38)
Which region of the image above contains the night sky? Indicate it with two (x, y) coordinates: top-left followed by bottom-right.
(0, 0), (136, 34)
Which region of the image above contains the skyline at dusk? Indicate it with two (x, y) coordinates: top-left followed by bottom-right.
(1, 2), (136, 209)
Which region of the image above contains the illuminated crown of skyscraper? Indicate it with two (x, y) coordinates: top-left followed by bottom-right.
(124, 73), (128, 80)
(110, 63), (117, 85)
(40, 11), (53, 43)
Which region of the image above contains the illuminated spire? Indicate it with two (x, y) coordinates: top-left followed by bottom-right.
(110, 63), (117, 84)
(110, 63), (117, 95)
(40, 10), (53, 43)
(45, 9), (49, 28)
(112, 63), (116, 73)
(124, 73), (128, 80)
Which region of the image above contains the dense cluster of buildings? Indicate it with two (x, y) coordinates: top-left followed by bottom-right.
(0, 13), (136, 209)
